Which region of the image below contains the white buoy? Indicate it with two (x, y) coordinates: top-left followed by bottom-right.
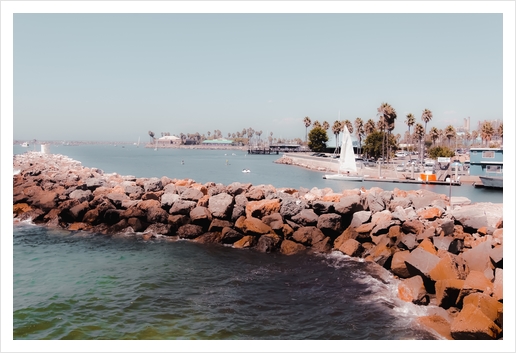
(41, 144), (50, 154)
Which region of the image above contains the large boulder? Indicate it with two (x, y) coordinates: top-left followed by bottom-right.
(177, 224), (204, 239)
(316, 213), (342, 237)
(143, 178), (163, 192)
(181, 188), (204, 202)
(169, 200), (197, 215)
(292, 226), (326, 246)
(280, 239), (306, 255)
(242, 217), (273, 236)
(291, 209), (318, 226)
(69, 189), (93, 203)
(208, 193), (234, 219)
(397, 275), (429, 305)
(404, 247), (441, 293)
(334, 194), (363, 215)
(450, 304), (502, 340)
(451, 207), (488, 233)
(255, 233), (281, 253)
(189, 206), (212, 228)
(245, 199), (281, 219)
(279, 197), (307, 218)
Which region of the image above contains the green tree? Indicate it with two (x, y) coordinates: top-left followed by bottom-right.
(427, 146), (455, 159)
(362, 131), (398, 160)
(308, 126), (329, 152)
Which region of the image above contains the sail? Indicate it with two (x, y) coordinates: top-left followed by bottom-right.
(338, 125), (357, 173)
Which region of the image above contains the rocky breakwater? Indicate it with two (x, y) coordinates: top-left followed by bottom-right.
(13, 152), (503, 340)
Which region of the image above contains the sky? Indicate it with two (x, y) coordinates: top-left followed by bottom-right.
(7, 5), (510, 145)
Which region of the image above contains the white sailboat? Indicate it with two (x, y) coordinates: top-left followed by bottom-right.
(323, 125), (363, 181)
(154, 139), (158, 151)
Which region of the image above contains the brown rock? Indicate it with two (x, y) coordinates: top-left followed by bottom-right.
(463, 293), (503, 322)
(310, 236), (332, 254)
(13, 203), (32, 216)
(221, 227), (244, 244)
(243, 217), (273, 235)
(397, 276), (429, 305)
(456, 270), (493, 308)
(292, 226), (326, 246)
(208, 219), (232, 232)
(435, 279), (465, 309)
(404, 247), (441, 293)
(177, 224), (204, 239)
(417, 238), (437, 255)
(68, 222), (90, 231)
(429, 252), (469, 282)
(402, 219), (424, 235)
(255, 233), (281, 253)
(391, 250), (411, 278)
(316, 213), (342, 236)
(417, 207), (443, 220)
(333, 227), (358, 250)
(127, 217), (146, 232)
(355, 222), (374, 234)
(193, 232), (223, 244)
(189, 206), (212, 227)
(233, 235), (256, 249)
(450, 304), (502, 339)
(417, 315), (452, 340)
(280, 239), (306, 255)
(338, 238), (363, 257)
(262, 213), (284, 232)
(245, 199), (281, 219)
(492, 268), (503, 302)
(461, 241), (493, 276)
(291, 209), (319, 226)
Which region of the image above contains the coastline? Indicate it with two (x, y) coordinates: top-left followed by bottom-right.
(13, 151), (503, 340)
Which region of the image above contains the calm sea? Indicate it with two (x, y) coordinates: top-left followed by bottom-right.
(11, 144), (503, 342)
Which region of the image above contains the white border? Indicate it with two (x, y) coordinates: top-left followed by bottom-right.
(2, 1), (514, 352)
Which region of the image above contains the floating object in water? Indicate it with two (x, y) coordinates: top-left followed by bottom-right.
(242, 169), (250, 173)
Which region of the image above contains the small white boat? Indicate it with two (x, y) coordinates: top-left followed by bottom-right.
(323, 125), (363, 181)
(242, 169), (250, 173)
(21, 142), (29, 147)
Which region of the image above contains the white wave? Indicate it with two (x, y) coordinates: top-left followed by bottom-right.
(13, 169), (21, 175)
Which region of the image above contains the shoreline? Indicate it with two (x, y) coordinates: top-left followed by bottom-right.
(275, 153), (482, 186)
(13, 151), (503, 340)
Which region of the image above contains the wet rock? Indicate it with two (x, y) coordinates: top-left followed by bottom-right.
(233, 235), (256, 249)
(193, 232), (223, 244)
(208, 219), (232, 233)
(255, 233), (281, 253)
(292, 226), (325, 246)
(280, 239), (306, 255)
(338, 238), (363, 257)
(177, 224), (204, 239)
(391, 250), (411, 278)
(398, 275), (429, 305)
(221, 227), (244, 244)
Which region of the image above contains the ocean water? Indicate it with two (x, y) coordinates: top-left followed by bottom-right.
(11, 145), (503, 342)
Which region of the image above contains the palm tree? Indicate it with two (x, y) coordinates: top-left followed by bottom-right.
(414, 123), (425, 159)
(421, 109), (433, 134)
(343, 119), (353, 134)
(471, 130), (479, 146)
(312, 120), (321, 129)
(480, 121), (494, 146)
(322, 121), (330, 132)
(405, 113), (415, 150)
(354, 117), (364, 155)
(148, 130), (155, 142)
(445, 125), (456, 147)
(463, 131), (471, 147)
(429, 127), (439, 146)
(377, 102), (397, 161)
(303, 116), (311, 142)
(364, 119), (376, 135)
(497, 123), (503, 145)
(331, 120), (341, 152)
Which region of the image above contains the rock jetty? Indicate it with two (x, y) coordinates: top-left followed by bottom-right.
(13, 152), (503, 340)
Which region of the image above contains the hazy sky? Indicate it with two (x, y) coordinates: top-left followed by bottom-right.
(11, 10), (506, 143)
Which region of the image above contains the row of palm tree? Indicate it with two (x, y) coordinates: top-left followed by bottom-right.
(304, 106), (502, 160)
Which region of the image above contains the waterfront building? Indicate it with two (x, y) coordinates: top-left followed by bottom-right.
(469, 147), (503, 176)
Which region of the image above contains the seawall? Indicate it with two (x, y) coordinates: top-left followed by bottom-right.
(13, 152), (503, 340)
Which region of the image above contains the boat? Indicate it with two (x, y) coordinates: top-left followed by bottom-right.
(21, 142), (29, 147)
(323, 125), (363, 181)
(242, 169), (250, 173)
(134, 136), (140, 147)
(478, 175), (503, 189)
